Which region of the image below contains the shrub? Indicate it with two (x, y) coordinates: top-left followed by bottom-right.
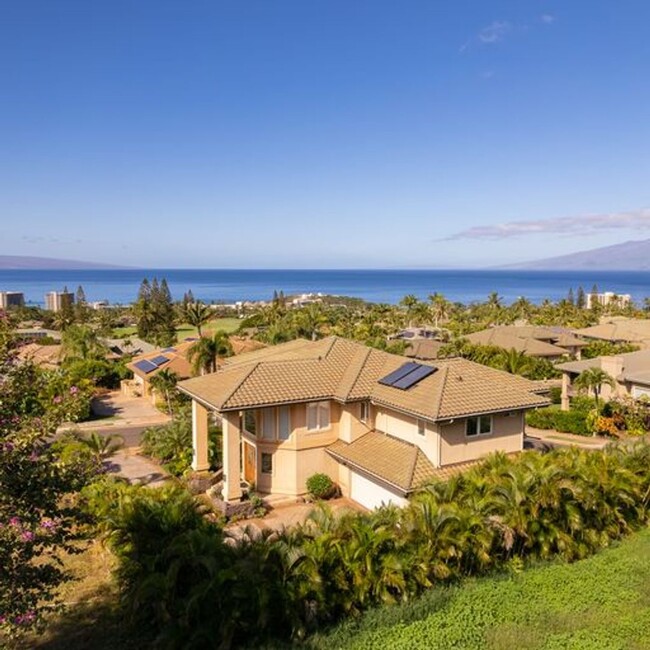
(526, 406), (591, 435)
(306, 473), (335, 499)
(548, 386), (562, 404)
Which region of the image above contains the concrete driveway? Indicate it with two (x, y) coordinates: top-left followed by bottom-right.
(59, 391), (171, 448)
(104, 449), (170, 488)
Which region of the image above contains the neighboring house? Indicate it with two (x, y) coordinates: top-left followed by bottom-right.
(557, 349), (650, 410)
(125, 340), (195, 400)
(463, 326), (586, 360)
(574, 317), (650, 349)
(101, 337), (157, 359)
(13, 327), (62, 341)
(16, 342), (62, 369)
(178, 337), (548, 511)
(403, 339), (445, 361)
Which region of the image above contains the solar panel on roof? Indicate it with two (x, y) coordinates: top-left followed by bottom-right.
(150, 355), (170, 367)
(162, 347), (176, 352)
(392, 364), (437, 390)
(134, 359), (158, 374)
(378, 362), (420, 387)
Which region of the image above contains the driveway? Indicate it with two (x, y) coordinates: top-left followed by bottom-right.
(526, 426), (611, 450)
(104, 449), (170, 488)
(59, 390), (171, 447)
(227, 497), (362, 537)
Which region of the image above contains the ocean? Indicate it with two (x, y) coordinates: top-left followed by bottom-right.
(1, 269), (649, 307)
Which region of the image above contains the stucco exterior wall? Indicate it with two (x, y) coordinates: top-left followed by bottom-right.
(438, 411), (523, 465)
(374, 407), (438, 466)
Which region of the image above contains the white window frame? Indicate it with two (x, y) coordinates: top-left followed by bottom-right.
(466, 415), (493, 437)
(359, 401), (369, 423)
(307, 401), (331, 432)
(417, 418), (426, 436)
(259, 406), (292, 441)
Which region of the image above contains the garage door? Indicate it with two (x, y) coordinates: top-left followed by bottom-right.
(632, 385), (650, 399)
(350, 471), (407, 510)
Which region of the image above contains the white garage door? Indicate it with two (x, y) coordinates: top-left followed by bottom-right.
(632, 385), (650, 399)
(350, 471), (407, 510)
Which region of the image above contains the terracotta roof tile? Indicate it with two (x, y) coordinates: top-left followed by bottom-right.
(178, 336), (549, 418)
(327, 431), (437, 494)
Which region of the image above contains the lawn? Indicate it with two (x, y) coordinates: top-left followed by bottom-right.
(175, 317), (241, 340)
(28, 528), (650, 649)
(110, 326), (138, 338)
(307, 527), (650, 650)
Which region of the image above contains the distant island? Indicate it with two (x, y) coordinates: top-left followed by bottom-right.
(501, 239), (650, 271)
(0, 255), (129, 270)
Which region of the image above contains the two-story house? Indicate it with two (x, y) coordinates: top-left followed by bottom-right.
(178, 337), (549, 510)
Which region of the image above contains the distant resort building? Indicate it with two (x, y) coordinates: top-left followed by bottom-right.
(45, 289), (74, 312)
(0, 291), (25, 309)
(585, 292), (631, 310)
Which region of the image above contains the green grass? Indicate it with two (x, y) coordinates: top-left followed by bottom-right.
(175, 317), (241, 340)
(308, 528), (650, 650)
(111, 326), (138, 338)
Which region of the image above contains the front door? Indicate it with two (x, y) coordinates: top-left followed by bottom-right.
(243, 441), (256, 484)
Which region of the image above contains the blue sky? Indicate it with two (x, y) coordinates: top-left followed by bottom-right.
(2, 1), (650, 268)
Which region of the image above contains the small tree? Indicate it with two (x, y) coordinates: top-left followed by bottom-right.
(149, 369), (179, 416)
(574, 367), (616, 414)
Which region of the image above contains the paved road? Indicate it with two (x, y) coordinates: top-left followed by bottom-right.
(92, 424), (154, 448)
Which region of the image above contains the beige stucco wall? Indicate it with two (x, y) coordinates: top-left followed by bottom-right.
(437, 411), (524, 465)
(374, 407), (438, 466)
(247, 400), (343, 496)
(338, 402), (373, 443)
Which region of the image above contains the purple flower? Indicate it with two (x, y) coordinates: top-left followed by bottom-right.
(9, 517), (21, 527)
(41, 519), (56, 531)
(53, 396), (62, 404)
(21, 531), (35, 542)
(69, 385), (79, 395)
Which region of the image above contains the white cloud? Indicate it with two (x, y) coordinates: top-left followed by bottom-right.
(479, 21), (511, 44)
(540, 14), (556, 24)
(443, 208), (650, 240)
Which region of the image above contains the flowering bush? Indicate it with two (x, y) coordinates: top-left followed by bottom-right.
(0, 324), (101, 640)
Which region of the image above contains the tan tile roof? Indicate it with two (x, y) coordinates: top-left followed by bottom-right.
(16, 343), (62, 369)
(463, 329), (568, 357)
(403, 339), (444, 360)
(178, 336), (549, 419)
(575, 319), (650, 345)
(327, 431), (438, 494)
(127, 339), (195, 380)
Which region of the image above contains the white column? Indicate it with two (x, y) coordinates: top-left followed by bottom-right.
(191, 400), (210, 471)
(222, 411), (243, 501)
(561, 372), (570, 411)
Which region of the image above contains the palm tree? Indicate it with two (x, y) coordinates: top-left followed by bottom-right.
(428, 293), (451, 328)
(182, 301), (214, 337)
(61, 324), (107, 361)
(188, 330), (233, 375)
(499, 348), (530, 376)
(149, 369), (179, 416)
(574, 367), (616, 412)
(399, 294), (420, 328)
(76, 431), (124, 460)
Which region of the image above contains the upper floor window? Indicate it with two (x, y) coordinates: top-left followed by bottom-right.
(417, 419), (426, 436)
(466, 415), (492, 437)
(307, 401), (330, 431)
(243, 410), (257, 435)
(260, 406), (291, 441)
(359, 401), (369, 423)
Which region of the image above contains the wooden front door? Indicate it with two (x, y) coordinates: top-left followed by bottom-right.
(243, 442), (256, 484)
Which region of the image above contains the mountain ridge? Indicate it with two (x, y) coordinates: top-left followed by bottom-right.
(498, 239), (650, 271)
(0, 255), (130, 270)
